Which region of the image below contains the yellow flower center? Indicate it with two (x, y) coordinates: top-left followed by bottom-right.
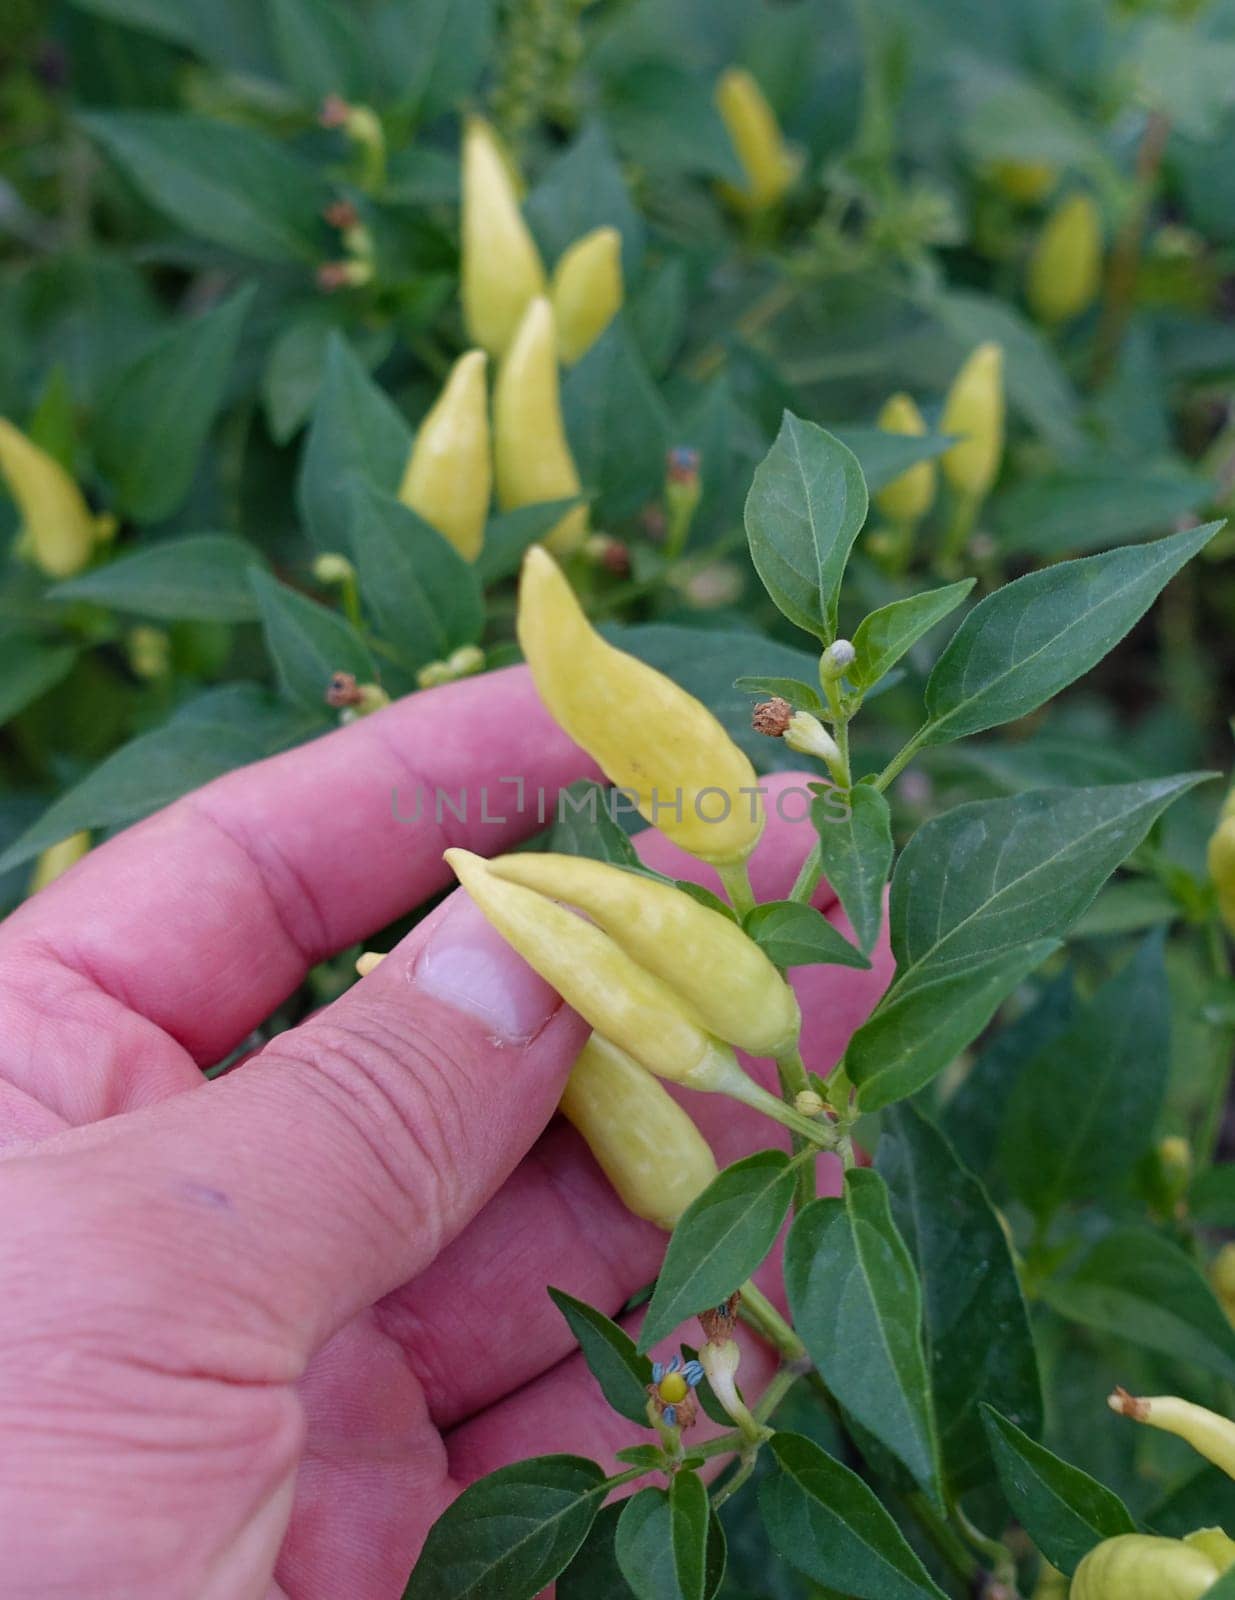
(658, 1372), (688, 1404)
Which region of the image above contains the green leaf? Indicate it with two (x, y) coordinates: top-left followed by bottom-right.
(299, 335), (412, 553)
(1001, 934), (1170, 1217)
(557, 1502), (626, 1599)
(80, 113), (328, 264)
(375, 0), (496, 123)
(759, 1433), (948, 1600)
(403, 1454), (607, 1600)
(93, 287), (253, 523)
(811, 782), (892, 956)
(0, 685), (315, 873)
(52, 534), (266, 622)
(638, 1152), (797, 1354)
(474, 499), (582, 586)
(831, 427), (953, 496)
(548, 1288), (651, 1426)
(526, 122), (645, 279)
(269, 0), (368, 102)
(262, 316), (394, 446)
(850, 581), (974, 695)
(1041, 1226), (1235, 1383)
(922, 525), (1222, 745)
(348, 486), (483, 670)
(549, 781), (644, 867)
(876, 1106), (1043, 1494)
(992, 464), (1213, 558)
(785, 1169), (943, 1503)
(563, 317), (669, 524)
(615, 1481), (725, 1600)
(0, 635), (77, 726)
(249, 570), (375, 712)
(743, 901), (870, 970)
(744, 413), (869, 642)
(980, 1406), (1135, 1576)
(733, 675), (826, 717)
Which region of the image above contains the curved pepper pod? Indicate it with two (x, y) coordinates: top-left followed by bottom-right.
(460, 116), (546, 357)
(446, 848), (747, 1092)
(485, 851), (800, 1057)
(940, 342), (1005, 501)
(494, 298), (588, 555)
(550, 226), (623, 365)
(1071, 1535), (1221, 1599)
(1028, 192), (1103, 326)
(1110, 1388), (1235, 1481)
(873, 392), (936, 524)
(398, 350), (491, 561)
(560, 1036), (718, 1229)
(715, 67), (802, 212)
(0, 418), (98, 578)
(517, 547), (763, 864)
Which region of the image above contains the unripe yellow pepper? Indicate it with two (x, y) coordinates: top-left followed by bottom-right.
(1208, 788), (1235, 936)
(715, 67), (803, 212)
(398, 349), (491, 562)
(460, 115), (546, 357)
(0, 418), (98, 578)
(484, 852), (800, 1056)
(28, 831), (90, 895)
(1110, 1388), (1235, 1480)
(550, 226), (623, 365)
(517, 547), (763, 864)
(1027, 192), (1103, 326)
(494, 298), (588, 555)
(1030, 1560), (1068, 1599)
(1071, 1535), (1221, 1599)
(873, 393), (936, 525)
(989, 160), (1056, 206)
(940, 342), (1005, 501)
(559, 1036), (718, 1229)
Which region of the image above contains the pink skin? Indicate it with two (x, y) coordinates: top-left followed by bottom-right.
(0, 666), (893, 1600)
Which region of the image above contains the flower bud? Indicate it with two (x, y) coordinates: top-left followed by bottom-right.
(494, 299), (587, 555)
(127, 625), (170, 681)
(28, 831), (90, 895)
(550, 225), (623, 365)
(794, 1089), (825, 1118)
(0, 418), (98, 578)
(312, 552), (355, 585)
(559, 1036), (718, 1229)
(461, 115), (546, 357)
(398, 349), (491, 562)
(1027, 192), (1103, 326)
(715, 67), (803, 212)
(820, 639), (856, 680)
(1071, 1534), (1220, 1599)
(873, 393), (936, 525)
(355, 950), (386, 977)
(446, 644), (485, 678)
(516, 547), (763, 864)
(484, 851), (801, 1056)
(989, 159), (1056, 206)
(940, 342), (1005, 502)
(1109, 1388), (1235, 1480)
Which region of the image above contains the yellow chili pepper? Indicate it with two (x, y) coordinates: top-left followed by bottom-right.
(398, 349), (491, 562)
(940, 342), (1005, 502)
(550, 225), (623, 365)
(1186, 1528), (1235, 1571)
(28, 831), (90, 895)
(989, 160), (1056, 206)
(1208, 787), (1235, 936)
(517, 546), (763, 865)
(1027, 192), (1103, 326)
(484, 852), (800, 1056)
(874, 393), (936, 525)
(1071, 1535), (1222, 1599)
(559, 1035), (718, 1229)
(714, 67), (802, 213)
(1109, 1388), (1235, 1479)
(460, 115), (546, 357)
(493, 298), (588, 555)
(0, 418), (98, 578)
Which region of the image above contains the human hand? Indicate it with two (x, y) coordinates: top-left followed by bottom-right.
(0, 667), (891, 1599)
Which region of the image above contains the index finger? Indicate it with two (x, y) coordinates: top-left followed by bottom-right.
(0, 667), (594, 1062)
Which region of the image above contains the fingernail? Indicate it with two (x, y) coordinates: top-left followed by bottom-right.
(414, 894), (561, 1042)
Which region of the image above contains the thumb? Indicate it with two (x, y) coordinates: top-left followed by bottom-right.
(11, 890), (587, 1371)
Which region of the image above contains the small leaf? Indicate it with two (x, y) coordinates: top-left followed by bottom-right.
(980, 1406), (1135, 1576)
(923, 524), (1223, 744)
(563, 318), (669, 524)
(249, 570), (375, 711)
(548, 1288), (651, 1426)
(93, 287), (253, 523)
(403, 1455), (607, 1600)
(733, 675), (826, 717)
(759, 1432), (948, 1600)
(614, 1482), (725, 1600)
(743, 900), (870, 970)
(0, 635), (77, 727)
(744, 413), (869, 642)
(811, 782), (892, 956)
(475, 499), (582, 585)
(269, 0), (368, 101)
(785, 1169), (944, 1503)
(850, 581), (974, 694)
(638, 1152), (797, 1353)
(1042, 1226), (1235, 1383)
(831, 426), (952, 495)
(53, 534), (266, 621)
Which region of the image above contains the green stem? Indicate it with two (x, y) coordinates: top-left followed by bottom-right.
(739, 1281), (808, 1363)
(788, 842), (823, 904)
(1092, 109), (1170, 385)
(872, 726), (930, 792)
(955, 1505), (1019, 1590)
(339, 572), (363, 631)
(709, 1450), (757, 1509)
(717, 859), (757, 919)
(936, 488), (980, 576)
(774, 1045), (818, 1205)
(905, 1492), (982, 1585)
(723, 1075), (842, 1149)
